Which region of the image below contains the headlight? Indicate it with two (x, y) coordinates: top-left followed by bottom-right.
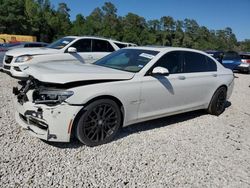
(15, 55), (33, 63)
(33, 89), (74, 105)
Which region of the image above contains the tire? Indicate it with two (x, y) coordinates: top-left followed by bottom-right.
(207, 87), (227, 116)
(76, 99), (122, 146)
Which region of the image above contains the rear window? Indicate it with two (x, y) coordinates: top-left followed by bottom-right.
(223, 52), (241, 60)
(240, 55), (250, 59)
(114, 42), (127, 49)
(92, 39), (115, 52)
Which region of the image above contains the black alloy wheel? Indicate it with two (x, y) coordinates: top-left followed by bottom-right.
(207, 87), (227, 116)
(76, 99), (122, 146)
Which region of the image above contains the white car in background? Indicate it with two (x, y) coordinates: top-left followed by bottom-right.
(13, 47), (234, 146)
(2, 36), (136, 78)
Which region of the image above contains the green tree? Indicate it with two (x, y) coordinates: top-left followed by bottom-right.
(70, 14), (85, 35)
(84, 8), (104, 36)
(101, 2), (119, 39)
(182, 19), (200, 48)
(172, 20), (184, 47)
(121, 13), (147, 45)
(0, 0), (28, 34)
(0, 0), (247, 50)
(160, 16), (175, 46)
(239, 40), (250, 51)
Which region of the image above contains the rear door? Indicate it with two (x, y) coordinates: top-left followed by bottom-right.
(181, 51), (218, 106)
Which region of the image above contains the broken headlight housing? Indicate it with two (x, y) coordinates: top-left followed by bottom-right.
(33, 88), (74, 105)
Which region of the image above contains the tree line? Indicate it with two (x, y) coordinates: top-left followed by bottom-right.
(0, 0), (249, 51)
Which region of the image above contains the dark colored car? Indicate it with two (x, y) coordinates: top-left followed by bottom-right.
(205, 50), (224, 63)
(240, 53), (250, 64)
(222, 51), (242, 70)
(206, 51), (250, 73)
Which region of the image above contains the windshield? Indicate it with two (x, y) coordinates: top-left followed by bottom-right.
(47, 37), (75, 49)
(94, 49), (159, 73)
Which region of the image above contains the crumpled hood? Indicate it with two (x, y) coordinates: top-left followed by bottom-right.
(19, 61), (135, 84)
(6, 47), (60, 57)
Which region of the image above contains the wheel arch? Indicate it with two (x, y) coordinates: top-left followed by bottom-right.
(207, 84), (228, 113)
(209, 84), (228, 103)
(70, 95), (125, 138)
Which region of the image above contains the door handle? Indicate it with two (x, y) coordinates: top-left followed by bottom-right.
(178, 76), (186, 80)
(212, 74), (217, 77)
(87, 55), (94, 59)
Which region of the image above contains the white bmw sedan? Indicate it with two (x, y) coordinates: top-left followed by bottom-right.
(13, 47), (234, 146)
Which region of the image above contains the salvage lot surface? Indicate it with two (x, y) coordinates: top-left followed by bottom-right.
(0, 72), (249, 187)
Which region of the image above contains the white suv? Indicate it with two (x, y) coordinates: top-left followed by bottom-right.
(2, 36), (136, 78)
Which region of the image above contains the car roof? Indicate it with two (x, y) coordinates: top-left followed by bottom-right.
(63, 35), (136, 45)
(125, 46), (209, 54)
(239, 53), (250, 56)
(205, 50), (224, 53)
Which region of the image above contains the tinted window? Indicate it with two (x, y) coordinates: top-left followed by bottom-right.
(206, 57), (217, 71)
(114, 42), (127, 49)
(184, 52), (214, 73)
(206, 51), (223, 62)
(154, 51), (183, 74)
(92, 39), (115, 52)
(95, 49), (159, 73)
(240, 54), (250, 59)
(70, 39), (91, 52)
(223, 52), (241, 60)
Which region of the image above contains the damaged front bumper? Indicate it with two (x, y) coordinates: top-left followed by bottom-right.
(14, 99), (82, 142)
(13, 80), (83, 142)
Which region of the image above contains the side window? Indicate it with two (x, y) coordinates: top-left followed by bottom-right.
(92, 39), (115, 52)
(154, 51), (183, 74)
(183, 52), (209, 73)
(114, 42), (127, 49)
(70, 39), (91, 52)
(206, 57), (217, 71)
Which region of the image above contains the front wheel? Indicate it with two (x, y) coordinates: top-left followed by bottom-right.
(76, 99), (122, 147)
(207, 87), (227, 116)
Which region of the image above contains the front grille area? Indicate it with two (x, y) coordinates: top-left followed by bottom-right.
(5, 55), (13, 64)
(14, 66), (21, 72)
(3, 65), (10, 70)
(19, 113), (48, 130)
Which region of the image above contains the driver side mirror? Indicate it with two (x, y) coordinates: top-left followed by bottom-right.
(67, 47), (77, 53)
(151, 66), (169, 76)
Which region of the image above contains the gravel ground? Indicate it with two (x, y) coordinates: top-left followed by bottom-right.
(0, 71), (250, 187)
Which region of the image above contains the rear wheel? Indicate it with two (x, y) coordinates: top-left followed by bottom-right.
(207, 87), (227, 116)
(76, 99), (122, 146)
